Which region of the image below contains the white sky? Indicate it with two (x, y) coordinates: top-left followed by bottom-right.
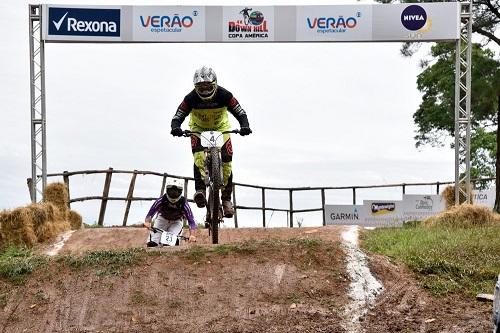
(1, 0), (460, 227)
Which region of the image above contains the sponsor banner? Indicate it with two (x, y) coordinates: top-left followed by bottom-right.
(324, 205), (366, 226)
(372, 2), (460, 41)
(400, 194), (445, 222)
(363, 200), (404, 227)
(473, 188), (495, 208)
(43, 4), (460, 42)
(133, 7), (205, 42)
(223, 6), (274, 42)
(45, 5), (122, 41)
(296, 5), (372, 42)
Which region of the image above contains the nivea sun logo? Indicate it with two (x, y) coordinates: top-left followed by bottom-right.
(401, 5), (427, 31)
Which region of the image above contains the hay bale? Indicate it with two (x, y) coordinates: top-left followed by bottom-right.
(25, 202), (69, 243)
(0, 208), (37, 247)
(441, 185), (473, 209)
(423, 204), (499, 228)
(43, 182), (69, 216)
(68, 210), (82, 230)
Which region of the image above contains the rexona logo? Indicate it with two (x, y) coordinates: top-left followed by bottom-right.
(371, 202), (396, 215)
(48, 7), (120, 37)
(228, 7), (269, 39)
(307, 12), (361, 34)
(401, 5), (427, 31)
(139, 11), (197, 33)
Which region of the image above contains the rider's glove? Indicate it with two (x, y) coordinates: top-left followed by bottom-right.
(171, 127), (183, 137)
(240, 127), (252, 136)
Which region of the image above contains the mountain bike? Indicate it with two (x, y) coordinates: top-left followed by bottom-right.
(149, 226), (190, 246)
(183, 129), (240, 244)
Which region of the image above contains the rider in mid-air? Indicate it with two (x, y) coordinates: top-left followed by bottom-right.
(170, 66), (252, 218)
(144, 178), (197, 247)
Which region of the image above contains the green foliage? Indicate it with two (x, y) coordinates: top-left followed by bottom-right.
(58, 248), (145, 276)
(413, 42), (500, 178)
(361, 225), (500, 296)
(0, 247), (46, 283)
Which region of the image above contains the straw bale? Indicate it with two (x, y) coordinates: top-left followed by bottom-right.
(68, 210), (82, 230)
(0, 208), (37, 247)
(423, 204), (499, 228)
(25, 202), (68, 242)
(43, 182), (69, 216)
(441, 185), (472, 210)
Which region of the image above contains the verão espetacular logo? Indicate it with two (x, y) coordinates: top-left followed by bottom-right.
(306, 12), (361, 34)
(139, 11), (198, 33)
(401, 5), (427, 31)
(48, 7), (120, 37)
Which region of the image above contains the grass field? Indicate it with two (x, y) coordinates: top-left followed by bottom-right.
(361, 223), (500, 296)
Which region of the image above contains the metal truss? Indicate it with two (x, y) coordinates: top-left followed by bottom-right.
(454, 2), (473, 204)
(29, 4), (46, 202)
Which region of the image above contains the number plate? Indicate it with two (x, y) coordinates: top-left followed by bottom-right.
(200, 131), (224, 148)
(159, 231), (177, 246)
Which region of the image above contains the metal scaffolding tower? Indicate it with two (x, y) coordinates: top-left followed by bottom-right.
(29, 4), (46, 202)
(454, 2), (473, 204)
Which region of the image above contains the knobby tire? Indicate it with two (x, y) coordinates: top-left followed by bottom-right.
(210, 148), (222, 244)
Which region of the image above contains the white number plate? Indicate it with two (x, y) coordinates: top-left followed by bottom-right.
(200, 131), (224, 148)
(160, 231), (177, 246)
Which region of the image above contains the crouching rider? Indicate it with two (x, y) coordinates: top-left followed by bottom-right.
(143, 179), (197, 247)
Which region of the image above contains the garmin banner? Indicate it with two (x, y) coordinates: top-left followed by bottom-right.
(325, 194), (448, 227)
(42, 3), (460, 42)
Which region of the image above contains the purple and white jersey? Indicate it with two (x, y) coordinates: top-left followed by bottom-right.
(146, 195), (197, 230)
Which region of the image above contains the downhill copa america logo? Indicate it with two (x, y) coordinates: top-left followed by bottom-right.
(228, 7), (269, 39)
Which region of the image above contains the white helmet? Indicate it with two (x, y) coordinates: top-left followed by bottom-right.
(166, 178), (183, 203)
(193, 66), (217, 100)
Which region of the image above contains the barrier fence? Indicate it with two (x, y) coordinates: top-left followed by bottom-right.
(27, 168), (495, 227)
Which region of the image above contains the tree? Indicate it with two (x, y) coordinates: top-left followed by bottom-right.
(414, 43), (499, 181)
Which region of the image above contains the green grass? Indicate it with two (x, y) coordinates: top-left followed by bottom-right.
(361, 224), (500, 296)
(0, 247), (47, 283)
(57, 248), (145, 276)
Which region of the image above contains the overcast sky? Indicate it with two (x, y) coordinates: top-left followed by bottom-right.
(1, 0), (463, 227)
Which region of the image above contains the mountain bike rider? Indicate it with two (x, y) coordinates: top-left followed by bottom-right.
(143, 178), (197, 247)
(240, 7), (252, 24)
(170, 66), (252, 218)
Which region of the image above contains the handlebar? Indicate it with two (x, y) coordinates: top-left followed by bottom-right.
(182, 129), (240, 137)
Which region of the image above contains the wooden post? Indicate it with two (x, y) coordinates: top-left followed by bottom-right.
(261, 188), (266, 228)
(184, 179), (189, 199)
(27, 178), (34, 203)
(98, 167), (113, 226)
(321, 188), (326, 226)
(63, 171), (70, 209)
(352, 187), (356, 205)
(232, 184), (238, 228)
(160, 174), (167, 196)
(122, 170), (138, 226)
(289, 189), (293, 228)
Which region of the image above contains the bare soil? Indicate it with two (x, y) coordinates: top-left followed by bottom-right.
(0, 226), (494, 333)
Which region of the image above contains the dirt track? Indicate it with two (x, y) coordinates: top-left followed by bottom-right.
(0, 226), (494, 333)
